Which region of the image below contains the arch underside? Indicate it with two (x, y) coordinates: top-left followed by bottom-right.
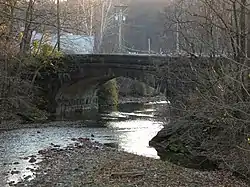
(56, 68), (166, 99)
(48, 55), (218, 114)
(48, 66), (169, 114)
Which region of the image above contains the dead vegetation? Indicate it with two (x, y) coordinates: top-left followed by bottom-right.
(155, 0), (250, 180)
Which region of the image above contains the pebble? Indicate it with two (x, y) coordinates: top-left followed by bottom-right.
(50, 143), (60, 147)
(11, 170), (20, 175)
(24, 175), (32, 180)
(8, 181), (15, 185)
(38, 149), (47, 154)
(29, 157), (36, 163)
(50, 148), (58, 152)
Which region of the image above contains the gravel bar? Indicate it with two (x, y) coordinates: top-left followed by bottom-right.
(15, 138), (248, 187)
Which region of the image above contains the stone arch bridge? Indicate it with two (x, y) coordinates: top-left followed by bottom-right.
(35, 54), (219, 113)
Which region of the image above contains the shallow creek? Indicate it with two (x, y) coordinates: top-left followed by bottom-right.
(0, 101), (167, 186)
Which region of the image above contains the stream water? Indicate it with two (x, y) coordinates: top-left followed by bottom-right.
(0, 101), (167, 186)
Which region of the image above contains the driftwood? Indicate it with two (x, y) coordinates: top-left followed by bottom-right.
(111, 171), (144, 178)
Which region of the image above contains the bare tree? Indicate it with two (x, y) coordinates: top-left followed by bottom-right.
(157, 0), (250, 178)
(96, 0), (114, 52)
(56, 0), (60, 51)
(20, 0), (35, 55)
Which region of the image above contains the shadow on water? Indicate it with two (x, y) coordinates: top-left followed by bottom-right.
(0, 101), (167, 186)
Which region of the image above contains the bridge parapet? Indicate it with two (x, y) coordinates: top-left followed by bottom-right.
(62, 54), (168, 66)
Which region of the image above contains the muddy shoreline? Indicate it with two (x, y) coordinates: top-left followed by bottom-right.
(14, 138), (248, 187)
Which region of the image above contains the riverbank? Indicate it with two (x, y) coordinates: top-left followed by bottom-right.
(0, 96), (166, 132)
(15, 138), (248, 187)
(118, 95), (166, 104)
(0, 120), (88, 131)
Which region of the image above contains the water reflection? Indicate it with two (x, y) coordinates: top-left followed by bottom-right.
(0, 102), (165, 186)
(108, 119), (163, 157)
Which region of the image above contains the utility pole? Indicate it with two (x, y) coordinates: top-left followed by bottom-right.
(118, 8), (122, 53)
(114, 5), (127, 53)
(148, 38), (151, 54)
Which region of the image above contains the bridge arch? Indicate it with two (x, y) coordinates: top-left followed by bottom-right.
(40, 54), (210, 114)
(53, 71), (166, 115)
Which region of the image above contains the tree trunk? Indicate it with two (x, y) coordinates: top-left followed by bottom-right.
(233, 1), (240, 59)
(239, 0), (249, 101)
(57, 0), (61, 51)
(20, 0), (34, 56)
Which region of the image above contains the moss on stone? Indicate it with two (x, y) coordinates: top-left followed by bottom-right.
(97, 79), (118, 111)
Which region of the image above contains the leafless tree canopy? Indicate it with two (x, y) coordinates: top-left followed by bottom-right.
(159, 0), (250, 178)
(0, 0), (115, 120)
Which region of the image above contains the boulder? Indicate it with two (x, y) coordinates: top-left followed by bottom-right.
(16, 107), (48, 123)
(149, 120), (218, 170)
(29, 157), (36, 163)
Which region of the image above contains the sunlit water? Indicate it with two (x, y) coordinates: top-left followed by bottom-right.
(0, 101), (167, 186)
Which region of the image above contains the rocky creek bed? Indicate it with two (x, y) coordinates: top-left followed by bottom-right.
(14, 138), (248, 187)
